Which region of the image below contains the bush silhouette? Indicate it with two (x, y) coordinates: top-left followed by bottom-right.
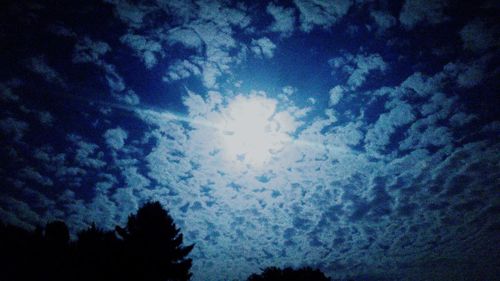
(247, 266), (331, 281)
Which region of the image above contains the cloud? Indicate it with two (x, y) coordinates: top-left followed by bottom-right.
(72, 37), (132, 97)
(366, 67), (466, 153)
(120, 33), (163, 68)
(47, 24), (77, 37)
(182, 89), (216, 118)
(138, 119), (191, 187)
(102, 64), (126, 92)
(19, 167), (54, 186)
(104, 0), (258, 89)
(38, 111), (54, 126)
(2, 1), (499, 280)
(163, 59), (202, 82)
(157, 8), (247, 87)
(418, 91), (454, 116)
(33, 146), (59, 163)
(328, 86), (344, 106)
(95, 173), (117, 193)
(195, 1), (251, 29)
(456, 64), (484, 88)
(30, 146), (82, 181)
(26, 56), (66, 87)
(398, 93), (455, 151)
(400, 71), (443, 97)
(103, 127), (128, 150)
(365, 99), (415, 151)
(85, 192), (118, 229)
(282, 86), (297, 96)
(293, 0), (352, 32)
(449, 112), (477, 127)
(104, 0), (154, 29)
(0, 83), (20, 103)
(200, 63), (222, 89)
(166, 27), (204, 50)
(399, 122), (452, 150)
(0, 197), (42, 229)
(67, 134), (106, 169)
(266, 3), (296, 37)
(370, 10), (396, 33)
(330, 52), (387, 90)
(112, 89), (141, 106)
(333, 125), (364, 149)
(72, 37), (111, 64)
(460, 19), (498, 53)
(0, 117), (29, 142)
(161, 2), (250, 88)
(122, 166), (150, 190)
(441, 53), (495, 89)
(250, 37), (277, 59)
(399, 0), (448, 29)
(55, 166), (86, 178)
(481, 121), (500, 133)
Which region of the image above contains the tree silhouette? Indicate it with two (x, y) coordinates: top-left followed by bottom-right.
(116, 201), (194, 281)
(247, 266), (331, 281)
(42, 221), (71, 281)
(0, 201), (193, 281)
(45, 220), (70, 246)
(74, 223), (122, 281)
(0, 222), (39, 281)
(0, 220), (72, 281)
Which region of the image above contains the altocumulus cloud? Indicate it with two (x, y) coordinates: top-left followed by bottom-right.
(104, 127), (129, 150)
(0, 1), (499, 281)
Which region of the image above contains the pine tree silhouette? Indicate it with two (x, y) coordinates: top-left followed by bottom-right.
(116, 201), (194, 281)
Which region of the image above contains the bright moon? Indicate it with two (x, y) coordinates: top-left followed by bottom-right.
(218, 95), (292, 166)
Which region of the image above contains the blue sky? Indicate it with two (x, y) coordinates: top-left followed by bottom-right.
(0, 0), (499, 280)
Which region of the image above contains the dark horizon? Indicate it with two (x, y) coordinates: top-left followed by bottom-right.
(1, 0), (499, 280)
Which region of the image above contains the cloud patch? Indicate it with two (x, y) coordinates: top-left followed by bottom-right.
(460, 19), (499, 53)
(103, 127), (128, 150)
(251, 37), (277, 59)
(0, 117), (29, 142)
(120, 33), (163, 68)
(329, 52), (387, 90)
(293, 0), (352, 32)
(26, 56), (66, 87)
(370, 10), (396, 33)
(266, 3), (296, 37)
(399, 0), (448, 29)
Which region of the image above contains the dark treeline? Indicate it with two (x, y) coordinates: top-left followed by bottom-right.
(0, 201), (331, 281)
(0, 202), (193, 281)
(247, 266), (331, 281)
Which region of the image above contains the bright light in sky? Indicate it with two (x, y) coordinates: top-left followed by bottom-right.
(218, 95), (291, 166)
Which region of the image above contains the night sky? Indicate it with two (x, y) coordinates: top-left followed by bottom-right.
(1, 0), (499, 280)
